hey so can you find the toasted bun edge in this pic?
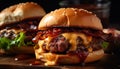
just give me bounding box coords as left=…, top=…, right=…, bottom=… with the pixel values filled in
left=39, top=8, right=103, bottom=30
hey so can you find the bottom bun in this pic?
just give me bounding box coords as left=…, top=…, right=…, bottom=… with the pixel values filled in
left=1, top=46, right=34, bottom=54
left=35, top=49, right=104, bottom=66
left=85, top=49, right=104, bottom=63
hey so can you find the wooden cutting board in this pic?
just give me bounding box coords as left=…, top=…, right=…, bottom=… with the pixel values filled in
left=0, top=54, right=120, bottom=69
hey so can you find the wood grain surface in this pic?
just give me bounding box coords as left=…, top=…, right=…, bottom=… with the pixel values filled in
left=0, top=54, right=120, bottom=69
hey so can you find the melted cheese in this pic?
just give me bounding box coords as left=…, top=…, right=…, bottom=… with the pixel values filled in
left=62, top=33, right=92, bottom=51
left=45, top=61, right=56, bottom=66
left=35, top=32, right=92, bottom=60
left=45, top=37, right=53, bottom=50
left=35, top=36, right=53, bottom=58
left=39, top=37, right=53, bottom=51
left=44, top=53, right=58, bottom=66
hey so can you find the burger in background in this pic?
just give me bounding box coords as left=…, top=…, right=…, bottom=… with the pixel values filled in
left=0, top=2, right=46, bottom=54
left=103, top=28, right=120, bottom=55
left=33, top=8, right=108, bottom=65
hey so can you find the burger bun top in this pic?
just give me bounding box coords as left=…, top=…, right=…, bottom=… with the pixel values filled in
left=0, top=2, right=46, bottom=27
left=39, top=8, right=103, bottom=30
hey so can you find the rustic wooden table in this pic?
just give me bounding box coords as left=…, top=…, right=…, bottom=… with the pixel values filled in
left=0, top=54, right=120, bottom=69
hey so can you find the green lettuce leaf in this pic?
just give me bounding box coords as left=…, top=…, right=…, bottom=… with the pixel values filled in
left=0, top=32, right=27, bottom=50
left=0, top=37, right=11, bottom=50
left=10, top=32, right=26, bottom=47
left=102, top=41, right=109, bottom=49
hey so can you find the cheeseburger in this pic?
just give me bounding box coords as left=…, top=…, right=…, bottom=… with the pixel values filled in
left=33, top=8, right=106, bottom=66
left=0, top=2, right=46, bottom=54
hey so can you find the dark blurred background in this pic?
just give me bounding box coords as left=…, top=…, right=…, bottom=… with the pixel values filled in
left=0, top=0, right=119, bottom=28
